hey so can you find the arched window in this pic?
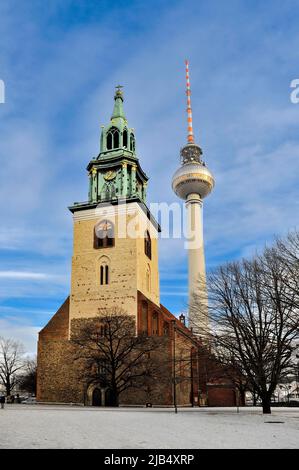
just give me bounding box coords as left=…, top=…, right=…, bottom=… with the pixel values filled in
left=107, top=132, right=113, bottom=150
left=94, top=220, right=115, bottom=249
left=114, top=130, right=119, bottom=148
left=144, top=230, right=151, bottom=259
left=141, top=301, right=148, bottom=335
left=123, top=129, right=128, bottom=148
left=99, top=256, right=110, bottom=286
left=152, top=312, right=158, bottom=336
left=106, top=127, right=120, bottom=150
left=100, top=265, right=109, bottom=285
left=130, top=133, right=135, bottom=152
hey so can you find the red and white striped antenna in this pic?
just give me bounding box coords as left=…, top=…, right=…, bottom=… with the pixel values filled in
left=185, top=59, right=195, bottom=144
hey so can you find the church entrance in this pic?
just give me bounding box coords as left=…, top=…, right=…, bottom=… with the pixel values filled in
left=88, top=383, right=116, bottom=406
left=92, top=388, right=102, bottom=406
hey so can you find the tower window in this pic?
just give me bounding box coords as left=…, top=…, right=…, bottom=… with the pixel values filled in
left=144, top=230, right=151, bottom=259
left=100, top=265, right=109, bottom=285
left=130, top=133, right=135, bottom=152
left=123, top=129, right=128, bottom=148
left=94, top=220, right=115, bottom=249
left=98, top=255, right=110, bottom=286
left=107, top=132, right=113, bottom=150
left=114, top=130, right=119, bottom=148
left=106, top=127, right=120, bottom=150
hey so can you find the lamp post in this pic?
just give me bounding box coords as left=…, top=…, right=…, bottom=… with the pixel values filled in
left=171, top=320, right=177, bottom=414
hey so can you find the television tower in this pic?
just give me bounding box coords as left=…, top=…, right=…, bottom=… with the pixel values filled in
left=172, top=60, right=215, bottom=333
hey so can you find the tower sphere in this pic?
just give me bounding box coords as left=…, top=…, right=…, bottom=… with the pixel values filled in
left=172, top=144, right=215, bottom=200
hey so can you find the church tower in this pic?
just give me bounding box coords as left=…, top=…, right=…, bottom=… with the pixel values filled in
left=68, top=87, right=160, bottom=325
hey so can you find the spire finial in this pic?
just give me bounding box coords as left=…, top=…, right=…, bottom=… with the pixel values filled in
left=114, top=84, right=124, bottom=100
left=185, top=60, right=194, bottom=144
left=111, top=85, right=125, bottom=120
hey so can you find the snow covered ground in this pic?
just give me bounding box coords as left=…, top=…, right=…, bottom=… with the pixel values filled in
left=0, top=405, right=298, bottom=449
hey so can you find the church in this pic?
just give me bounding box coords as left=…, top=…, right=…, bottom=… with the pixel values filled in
left=37, top=86, right=237, bottom=407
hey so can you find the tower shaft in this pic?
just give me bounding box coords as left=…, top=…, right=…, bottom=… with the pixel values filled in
left=185, top=194, right=208, bottom=333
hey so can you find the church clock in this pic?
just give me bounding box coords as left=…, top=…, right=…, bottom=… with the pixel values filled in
left=104, top=170, right=116, bottom=181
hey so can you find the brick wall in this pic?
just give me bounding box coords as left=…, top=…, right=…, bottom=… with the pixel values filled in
left=37, top=297, right=84, bottom=403
left=207, top=386, right=237, bottom=407
left=37, top=293, right=237, bottom=407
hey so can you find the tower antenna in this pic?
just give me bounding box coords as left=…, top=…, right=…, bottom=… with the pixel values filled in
left=185, top=60, right=194, bottom=144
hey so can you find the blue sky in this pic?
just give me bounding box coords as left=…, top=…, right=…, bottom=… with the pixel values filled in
left=0, top=0, right=299, bottom=353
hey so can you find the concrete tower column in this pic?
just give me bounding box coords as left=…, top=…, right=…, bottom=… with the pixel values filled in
left=185, top=194, right=208, bottom=333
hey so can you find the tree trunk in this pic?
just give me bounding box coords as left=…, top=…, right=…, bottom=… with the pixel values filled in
left=6, top=377, right=11, bottom=396
left=262, top=396, right=271, bottom=414
left=111, top=388, right=119, bottom=407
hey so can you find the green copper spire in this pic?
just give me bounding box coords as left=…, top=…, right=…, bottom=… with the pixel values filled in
left=69, top=87, right=159, bottom=236
left=99, top=86, right=135, bottom=154
left=111, top=85, right=126, bottom=120
left=74, top=86, right=149, bottom=207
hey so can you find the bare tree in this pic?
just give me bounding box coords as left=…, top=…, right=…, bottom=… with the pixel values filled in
left=18, top=356, right=37, bottom=395
left=190, top=237, right=299, bottom=414
left=275, top=230, right=299, bottom=311
left=0, top=337, right=25, bottom=396
left=71, top=309, right=166, bottom=406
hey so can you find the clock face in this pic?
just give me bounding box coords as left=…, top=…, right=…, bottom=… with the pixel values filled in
left=104, top=170, right=116, bottom=181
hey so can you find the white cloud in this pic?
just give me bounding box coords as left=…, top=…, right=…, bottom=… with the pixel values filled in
left=0, top=318, right=40, bottom=355
left=0, top=271, right=52, bottom=280
left=161, top=291, right=188, bottom=297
